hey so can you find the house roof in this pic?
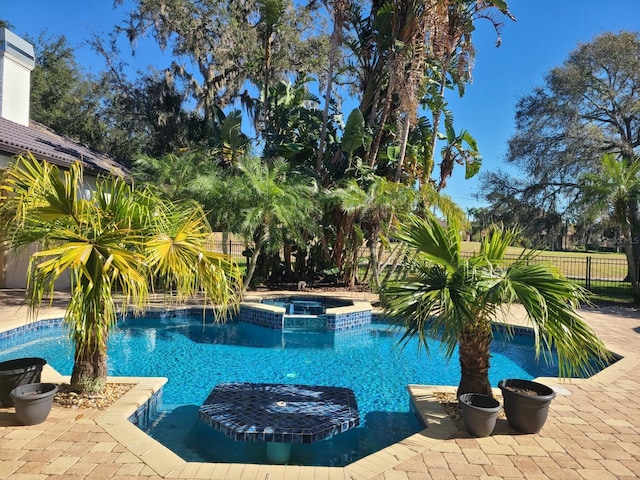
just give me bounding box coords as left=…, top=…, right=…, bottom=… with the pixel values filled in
left=0, top=116, right=128, bottom=177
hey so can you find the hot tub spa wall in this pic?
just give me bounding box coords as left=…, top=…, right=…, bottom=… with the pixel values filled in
left=239, top=296, right=373, bottom=331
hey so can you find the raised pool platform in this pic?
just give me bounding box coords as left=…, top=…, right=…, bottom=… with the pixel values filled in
left=198, top=382, right=360, bottom=463
left=239, top=294, right=372, bottom=331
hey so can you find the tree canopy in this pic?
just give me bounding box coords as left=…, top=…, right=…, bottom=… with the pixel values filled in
left=6, top=1, right=520, bottom=288
left=481, top=31, right=640, bottom=248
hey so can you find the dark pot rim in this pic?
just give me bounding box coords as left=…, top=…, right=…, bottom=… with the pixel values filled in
left=0, top=357, right=47, bottom=376
left=498, top=378, right=556, bottom=400
left=459, top=392, right=501, bottom=410
left=10, top=382, right=58, bottom=400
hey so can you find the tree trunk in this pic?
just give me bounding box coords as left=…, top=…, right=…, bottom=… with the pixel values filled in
left=367, top=70, right=397, bottom=168
left=317, top=9, right=342, bottom=175
left=368, top=237, right=381, bottom=291
left=294, top=245, right=308, bottom=280
left=456, top=321, right=493, bottom=398
left=622, top=234, right=640, bottom=305
left=426, top=61, right=450, bottom=186
left=283, top=242, right=293, bottom=280
left=394, top=113, right=412, bottom=183
left=70, top=337, right=108, bottom=394
left=627, top=197, right=640, bottom=304
left=222, top=231, right=229, bottom=254
left=243, top=238, right=264, bottom=294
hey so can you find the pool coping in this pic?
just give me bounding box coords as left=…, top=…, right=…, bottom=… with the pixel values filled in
left=5, top=309, right=639, bottom=479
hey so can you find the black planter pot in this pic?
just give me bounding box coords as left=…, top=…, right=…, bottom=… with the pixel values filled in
left=10, top=382, right=58, bottom=425
left=498, top=379, right=556, bottom=434
left=458, top=393, right=501, bottom=437
left=0, top=357, right=47, bottom=407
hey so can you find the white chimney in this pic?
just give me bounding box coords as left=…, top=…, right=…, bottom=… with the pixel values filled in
left=0, top=28, right=35, bottom=126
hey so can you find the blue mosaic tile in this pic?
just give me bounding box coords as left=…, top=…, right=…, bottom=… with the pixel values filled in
left=128, top=386, right=164, bottom=428
left=240, top=296, right=372, bottom=332
left=0, top=318, right=64, bottom=347
left=198, top=382, right=360, bottom=444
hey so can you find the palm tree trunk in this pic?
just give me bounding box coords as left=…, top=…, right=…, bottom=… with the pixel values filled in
left=622, top=233, right=640, bottom=304
left=243, top=238, right=264, bottom=293
left=627, top=197, right=640, bottom=304
left=457, top=321, right=493, bottom=398
left=394, top=114, right=412, bottom=182
left=368, top=237, right=381, bottom=291
left=70, top=336, right=107, bottom=393
left=368, top=71, right=396, bottom=168
left=222, top=231, right=229, bottom=254
left=426, top=62, right=450, bottom=186
left=317, top=13, right=340, bottom=174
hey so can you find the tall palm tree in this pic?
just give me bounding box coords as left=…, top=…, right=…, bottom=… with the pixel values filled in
left=316, top=0, right=351, bottom=175
left=424, top=0, right=515, bottom=188
left=0, top=154, right=242, bottom=394
left=381, top=211, right=610, bottom=398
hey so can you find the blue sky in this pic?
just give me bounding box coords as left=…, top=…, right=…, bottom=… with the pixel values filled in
left=3, top=1, right=640, bottom=211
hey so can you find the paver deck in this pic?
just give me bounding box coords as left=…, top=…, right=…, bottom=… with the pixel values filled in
left=1, top=288, right=640, bottom=479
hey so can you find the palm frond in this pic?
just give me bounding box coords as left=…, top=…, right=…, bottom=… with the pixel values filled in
left=395, top=212, right=460, bottom=270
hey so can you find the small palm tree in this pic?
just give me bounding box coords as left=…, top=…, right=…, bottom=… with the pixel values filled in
left=580, top=153, right=640, bottom=304
left=228, top=156, right=319, bottom=292
left=0, top=154, right=242, bottom=394
left=332, top=175, right=415, bottom=290
left=381, top=211, right=610, bottom=398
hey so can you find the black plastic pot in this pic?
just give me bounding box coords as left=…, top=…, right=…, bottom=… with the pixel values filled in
left=0, top=357, right=47, bottom=407
left=498, top=379, right=556, bottom=434
left=10, top=382, right=58, bottom=425
left=458, top=393, right=501, bottom=437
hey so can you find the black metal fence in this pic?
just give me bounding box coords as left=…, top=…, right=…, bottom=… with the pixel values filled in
left=208, top=238, right=634, bottom=302
left=462, top=252, right=632, bottom=301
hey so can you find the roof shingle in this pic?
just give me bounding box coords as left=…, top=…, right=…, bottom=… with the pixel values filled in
left=0, top=116, right=128, bottom=177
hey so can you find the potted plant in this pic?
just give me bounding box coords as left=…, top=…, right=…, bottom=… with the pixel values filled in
left=10, top=382, right=58, bottom=425
left=458, top=393, right=501, bottom=437
left=498, top=378, right=556, bottom=433
left=0, top=357, right=47, bottom=407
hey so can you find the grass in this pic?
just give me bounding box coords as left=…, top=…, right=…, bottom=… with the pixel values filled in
left=460, top=241, right=626, bottom=260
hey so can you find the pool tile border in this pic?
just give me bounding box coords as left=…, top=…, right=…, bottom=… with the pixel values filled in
left=239, top=294, right=373, bottom=331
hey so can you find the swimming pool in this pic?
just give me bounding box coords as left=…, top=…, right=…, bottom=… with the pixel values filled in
left=0, top=312, right=562, bottom=466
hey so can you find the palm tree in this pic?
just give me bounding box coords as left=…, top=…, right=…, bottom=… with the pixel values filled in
left=316, top=0, right=351, bottom=175
left=0, top=154, right=242, bottom=394
left=580, top=153, right=640, bottom=303
left=381, top=211, right=610, bottom=398
left=229, top=156, right=319, bottom=292
left=332, top=175, right=414, bottom=289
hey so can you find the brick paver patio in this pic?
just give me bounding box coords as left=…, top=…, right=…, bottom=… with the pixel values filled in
left=1, top=289, right=639, bottom=479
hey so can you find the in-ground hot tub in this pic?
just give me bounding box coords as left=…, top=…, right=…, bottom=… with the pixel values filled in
left=239, top=295, right=372, bottom=331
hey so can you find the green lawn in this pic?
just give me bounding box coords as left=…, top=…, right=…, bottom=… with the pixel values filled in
left=460, top=241, right=626, bottom=260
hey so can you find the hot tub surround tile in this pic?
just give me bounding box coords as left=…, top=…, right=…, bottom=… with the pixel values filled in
left=239, top=296, right=372, bottom=332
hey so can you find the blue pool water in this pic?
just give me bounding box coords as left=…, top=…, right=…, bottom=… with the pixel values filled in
left=0, top=313, right=562, bottom=466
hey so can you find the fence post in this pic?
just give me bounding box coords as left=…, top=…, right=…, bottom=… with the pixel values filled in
left=585, top=256, right=591, bottom=291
